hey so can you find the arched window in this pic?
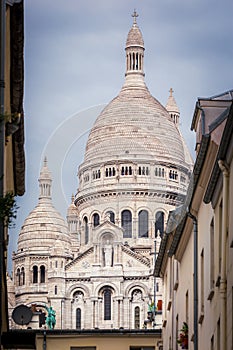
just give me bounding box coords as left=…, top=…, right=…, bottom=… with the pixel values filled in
left=134, top=306, right=140, bottom=329
left=155, top=211, right=164, bottom=236
left=21, top=267, right=25, bottom=285
left=40, top=265, right=45, bottom=283
left=121, top=210, right=132, bottom=238
left=138, top=210, right=149, bottom=237
left=33, top=266, right=38, bottom=284
left=104, top=288, right=112, bottom=320
left=76, top=308, right=81, bottom=329
left=16, top=268, right=20, bottom=286
left=93, top=213, right=100, bottom=227
left=106, top=211, right=115, bottom=224
left=84, top=216, right=89, bottom=244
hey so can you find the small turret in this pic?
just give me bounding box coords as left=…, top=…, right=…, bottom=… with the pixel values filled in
left=67, top=195, right=80, bottom=255
left=166, top=88, right=180, bottom=127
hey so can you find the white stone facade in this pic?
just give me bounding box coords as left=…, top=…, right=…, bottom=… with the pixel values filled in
left=10, top=15, right=192, bottom=331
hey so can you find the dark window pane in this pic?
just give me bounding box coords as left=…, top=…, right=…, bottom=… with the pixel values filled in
left=134, top=306, right=140, bottom=329
left=76, top=308, right=81, bottom=329
left=33, top=266, right=38, bottom=283
left=104, top=289, right=111, bottom=320
left=121, top=210, right=132, bottom=238
left=84, top=217, right=89, bottom=244
left=40, top=265, right=45, bottom=283
left=93, top=213, right=100, bottom=227
left=155, top=211, right=164, bottom=236
left=138, top=210, right=148, bottom=237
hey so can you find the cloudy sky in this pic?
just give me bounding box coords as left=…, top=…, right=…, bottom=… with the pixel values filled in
left=8, top=0, right=233, bottom=271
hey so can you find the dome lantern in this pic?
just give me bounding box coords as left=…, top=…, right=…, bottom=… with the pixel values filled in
left=125, top=10, right=145, bottom=84
left=38, top=157, right=52, bottom=200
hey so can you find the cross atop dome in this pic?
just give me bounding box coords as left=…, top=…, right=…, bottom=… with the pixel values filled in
left=132, top=9, right=139, bottom=24
left=43, top=156, right=48, bottom=167
left=169, top=87, right=174, bottom=97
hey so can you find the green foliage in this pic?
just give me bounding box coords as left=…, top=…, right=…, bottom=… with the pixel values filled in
left=177, top=322, right=188, bottom=346
left=0, top=192, right=18, bottom=228
left=0, top=112, right=20, bottom=124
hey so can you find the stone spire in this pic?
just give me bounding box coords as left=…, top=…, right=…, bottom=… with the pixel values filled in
left=165, top=88, right=180, bottom=127
left=38, top=156, right=52, bottom=200
left=124, top=10, right=145, bottom=87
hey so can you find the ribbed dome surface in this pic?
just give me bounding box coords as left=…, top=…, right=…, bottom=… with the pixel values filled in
left=17, top=200, right=71, bottom=253
left=17, top=159, right=71, bottom=255
left=82, top=17, right=187, bottom=168
left=84, top=85, right=185, bottom=165
left=126, top=23, right=144, bottom=48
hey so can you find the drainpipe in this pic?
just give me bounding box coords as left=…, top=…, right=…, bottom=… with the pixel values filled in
left=187, top=211, right=198, bottom=350
left=0, top=0, right=6, bottom=346
left=43, top=329, right=47, bottom=350
left=218, top=160, right=229, bottom=350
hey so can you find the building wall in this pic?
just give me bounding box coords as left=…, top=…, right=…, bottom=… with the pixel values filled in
left=157, top=92, right=233, bottom=349
left=227, top=155, right=233, bottom=349
left=162, top=229, right=194, bottom=350
left=36, top=333, right=161, bottom=350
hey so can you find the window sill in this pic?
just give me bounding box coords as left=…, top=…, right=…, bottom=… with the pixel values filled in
left=198, top=313, right=204, bottom=324
left=167, top=300, right=172, bottom=311
left=173, top=280, right=179, bottom=291
left=215, top=275, right=221, bottom=287
left=207, top=289, right=214, bottom=301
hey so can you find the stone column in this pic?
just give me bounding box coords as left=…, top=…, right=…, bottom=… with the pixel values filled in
left=70, top=299, right=74, bottom=329
left=91, top=299, right=95, bottom=328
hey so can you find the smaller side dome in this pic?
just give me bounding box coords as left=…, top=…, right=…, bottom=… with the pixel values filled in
left=16, top=158, right=72, bottom=254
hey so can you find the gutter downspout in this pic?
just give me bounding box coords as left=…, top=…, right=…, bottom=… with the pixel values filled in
left=0, top=0, right=6, bottom=346
left=188, top=212, right=198, bottom=350
left=218, top=160, right=229, bottom=350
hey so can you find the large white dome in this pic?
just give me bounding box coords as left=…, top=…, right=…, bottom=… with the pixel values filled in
left=84, top=84, right=186, bottom=166
left=76, top=17, right=192, bottom=212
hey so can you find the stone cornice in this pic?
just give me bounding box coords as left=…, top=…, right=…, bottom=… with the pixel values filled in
left=65, top=247, right=94, bottom=270
left=122, top=245, right=150, bottom=266
left=76, top=189, right=185, bottom=207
